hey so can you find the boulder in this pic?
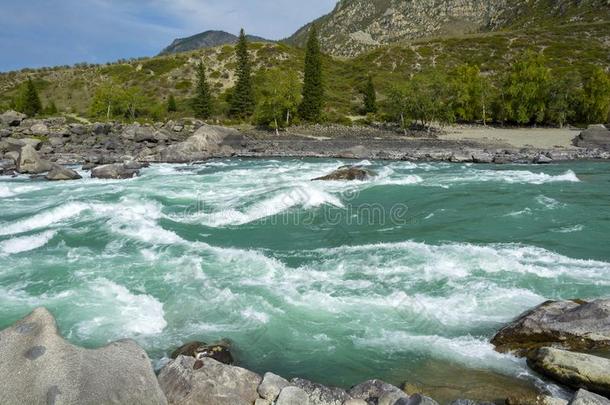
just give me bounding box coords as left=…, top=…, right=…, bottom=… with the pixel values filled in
left=569, top=390, right=610, bottom=405
left=574, top=125, right=610, bottom=150
left=123, top=160, right=150, bottom=170
left=491, top=300, right=610, bottom=354
left=291, top=377, right=352, bottom=405
left=0, top=307, right=167, bottom=405
left=135, top=126, right=157, bottom=142
left=91, top=163, right=139, bottom=179
left=159, top=125, right=241, bottom=163
left=69, top=124, right=87, bottom=136
left=5, top=137, right=41, bottom=151
left=171, top=340, right=234, bottom=365
left=17, top=144, right=53, bottom=174
left=276, top=386, right=310, bottom=405
left=0, top=158, right=16, bottom=172
left=45, top=165, right=82, bottom=181
left=527, top=347, right=610, bottom=397
left=312, top=166, right=372, bottom=181
left=450, top=151, right=474, bottom=163
left=258, top=372, right=290, bottom=401
left=534, top=154, right=553, bottom=164
left=0, top=110, right=26, bottom=127
left=158, top=355, right=262, bottom=405
left=403, top=394, right=440, bottom=405
left=30, top=123, right=49, bottom=135
left=348, top=380, right=409, bottom=404
left=4, top=150, right=20, bottom=164
left=471, top=152, right=494, bottom=164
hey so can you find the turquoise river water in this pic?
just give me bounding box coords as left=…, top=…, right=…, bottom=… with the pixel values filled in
left=1, top=159, right=609, bottom=400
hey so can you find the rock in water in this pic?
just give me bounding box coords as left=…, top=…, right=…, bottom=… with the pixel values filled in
left=527, top=348, right=610, bottom=397
left=491, top=300, right=610, bottom=354
left=312, top=166, right=372, bottom=181
left=17, top=144, right=53, bottom=174
left=569, top=390, right=610, bottom=405
left=45, top=165, right=82, bottom=181
left=171, top=340, right=234, bottom=365
left=91, top=163, right=139, bottom=179
left=0, top=307, right=167, bottom=405
left=158, top=355, right=262, bottom=405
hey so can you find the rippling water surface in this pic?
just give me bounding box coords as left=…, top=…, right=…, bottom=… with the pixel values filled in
left=1, top=159, right=609, bottom=398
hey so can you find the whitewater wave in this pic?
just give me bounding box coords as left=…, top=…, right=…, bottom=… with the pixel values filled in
left=0, top=230, right=56, bottom=255
left=76, top=278, right=167, bottom=337
left=0, top=202, right=89, bottom=236
left=0, top=185, right=14, bottom=198
left=441, top=169, right=580, bottom=185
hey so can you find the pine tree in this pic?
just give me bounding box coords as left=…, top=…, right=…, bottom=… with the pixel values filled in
left=167, top=94, right=177, bottom=113
left=20, top=78, right=42, bottom=117
left=191, top=63, right=212, bottom=119
left=45, top=101, right=58, bottom=115
left=229, top=29, right=255, bottom=118
left=299, top=25, right=324, bottom=122
left=363, top=75, right=377, bottom=114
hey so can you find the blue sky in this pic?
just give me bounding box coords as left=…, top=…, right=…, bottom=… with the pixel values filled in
left=0, top=0, right=336, bottom=72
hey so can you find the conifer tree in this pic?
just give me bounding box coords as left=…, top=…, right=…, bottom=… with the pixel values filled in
left=45, top=101, right=58, bottom=115
left=167, top=94, right=177, bottom=113
left=299, top=25, right=324, bottom=122
left=20, top=78, right=42, bottom=117
left=229, top=29, right=255, bottom=118
left=192, top=63, right=212, bottom=119
left=363, top=75, right=377, bottom=114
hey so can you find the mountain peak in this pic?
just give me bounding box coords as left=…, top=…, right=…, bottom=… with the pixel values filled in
left=160, top=30, right=272, bottom=55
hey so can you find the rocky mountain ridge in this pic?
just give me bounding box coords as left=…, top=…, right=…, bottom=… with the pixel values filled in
left=286, top=0, right=610, bottom=57
left=160, top=30, right=272, bottom=55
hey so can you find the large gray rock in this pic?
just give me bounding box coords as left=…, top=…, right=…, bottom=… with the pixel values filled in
left=291, top=377, right=352, bottom=405
left=17, top=144, right=53, bottom=174
left=30, top=122, right=49, bottom=135
left=159, top=125, right=241, bottom=163
left=5, top=137, right=42, bottom=151
left=527, top=347, right=610, bottom=397
left=0, top=110, right=26, bottom=126
left=45, top=165, right=82, bottom=181
left=258, top=372, right=290, bottom=401
left=171, top=340, right=234, bottom=365
left=312, top=166, right=372, bottom=181
left=569, top=390, right=610, bottom=405
left=0, top=307, right=167, bottom=405
left=348, top=380, right=409, bottom=403
left=0, top=158, right=16, bottom=172
left=491, top=300, right=610, bottom=354
left=574, top=125, right=610, bottom=150
left=91, top=163, right=139, bottom=179
left=158, top=355, right=262, bottom=405
left=276, top=386, right=310, bottom=405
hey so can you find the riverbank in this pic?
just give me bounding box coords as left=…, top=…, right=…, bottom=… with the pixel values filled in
left=2, top=300, right=609, bottom=405
left=1, top=111, right=610, bottom=176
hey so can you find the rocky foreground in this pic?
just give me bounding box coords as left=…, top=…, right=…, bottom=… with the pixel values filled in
left=1, top=300, right=609, bottom=405
left=1, top=111, right=610, bottom=180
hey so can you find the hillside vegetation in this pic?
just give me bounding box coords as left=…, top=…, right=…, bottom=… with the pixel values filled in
left=1, top=20, right=609, bottom=126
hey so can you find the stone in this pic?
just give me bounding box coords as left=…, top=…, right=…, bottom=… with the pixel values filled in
left=158, top=355, right=262, bottom=405
left=471, top=152, right=494, bottom=164
left=527, top=347, right=610, bottom=397
left=0, top=307, right=167, bottom=405
left=17, top=144, right=53, bottom=174
left=255, top=399, right=272, bottom=405
left=4, top=150, right=20, bottom=163
left=574, top=125, right=610, bottom=150
left=276, top=386, right=311, bottom=405
left=291, top=377, right=352, bottom=405
left=123, top=160, right=150, bottom=170
left=171, top=340, right=234, bottom=365
left=258, top=372, right=290, bottom=401
left=312, top=166, right=372, bottom=181
left=69, top=124, right=87, bottom=135
left=0, top=158, right=16, bottom=172
left=92, top=122, right=111, bottom=135
left=506, top=395, right=567, bottom=405
left=45, top=165, right=82, bottom=181
left=402, top=394, right=440, bottom=405
left=0, top=110, right=26, bottom=127
left=534, top=154, right=553, bottom=164
left=135, top=126, right=157, bottom=142
left=5, top=137, right=41, bottom=151
left=344, top=400, right=368, bottom=405
left=91, top=163, right=139, bottom=179
left=30, top=123, right=49, bottom=135
left=569, top=389, right=610, bottom=405
left=450, top=400, right=496, bottom=405
left=159, top=125, right=241, bottom=163
left=491, top=299, right=610, bottom=354
left=450, top=151, right=474, bottom=163
left=349, top=380, right=408, bottom=403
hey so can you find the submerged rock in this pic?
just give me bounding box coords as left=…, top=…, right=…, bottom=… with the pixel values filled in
left=312, top=166, right=372, bottom=181
left=569, top=389, right=610, bottom=405
left=158, top=355, right=262, bottom=405
left=491, top=300, right=610, bottom=354
left=527, top=347, right=610, bottom=397
left=0, top=307, right=167, bottom=405
left=171, top=340, right=234, bottom=365
left=91, top=163, right=139, bottom=179
left=45, top=165, right=82, bottom=181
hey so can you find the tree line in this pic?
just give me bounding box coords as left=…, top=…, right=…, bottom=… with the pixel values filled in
left=7, top=28, right=610, bottom=129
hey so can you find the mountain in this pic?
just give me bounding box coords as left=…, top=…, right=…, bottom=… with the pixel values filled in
left=160, top=30, right=272, bottom=55
left=286, top=0, right=610, bottom=57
